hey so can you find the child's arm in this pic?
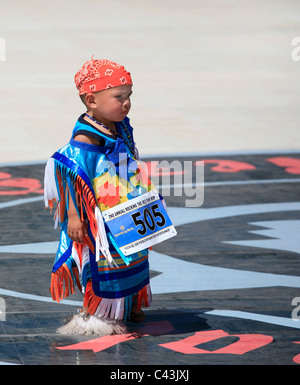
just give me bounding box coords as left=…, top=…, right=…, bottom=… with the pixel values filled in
left=67, top=133, right=95, bottom=243
left=67, top=192, right=88, bottom=244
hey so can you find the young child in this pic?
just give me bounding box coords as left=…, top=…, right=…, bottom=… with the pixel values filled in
left=44, top=58, right=176, bottom=335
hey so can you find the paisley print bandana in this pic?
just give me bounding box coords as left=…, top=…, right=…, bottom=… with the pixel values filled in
left=74, top=57, right=132, bottom=95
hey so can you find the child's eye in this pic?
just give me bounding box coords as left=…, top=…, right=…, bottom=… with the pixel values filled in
left=115, top=93, right=131, bottom=101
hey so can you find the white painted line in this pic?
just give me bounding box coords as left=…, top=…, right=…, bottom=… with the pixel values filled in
left=160, top=178, right=300, bottom=190
left=0, top=288, right=81, bottom=307
left=0, top=160, right=47, bottom=167
left=0, top=241, right=58, bottom=254
left=167, top=202, right=300, bottom=227
left=0, top=361, right=19, bottom=365
left=205, top=310, right=300, bottom=329
left=150, top=250, right=300, bottom=294
left=0, top=196, right=44, bottom=209
left=1, top=179, right=300, bottom=211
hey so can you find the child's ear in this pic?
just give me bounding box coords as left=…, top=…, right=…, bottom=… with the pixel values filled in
left=85, top=93, right=97, bottom=109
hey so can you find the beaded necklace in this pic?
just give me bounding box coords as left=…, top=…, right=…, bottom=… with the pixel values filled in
left=85, top=112, right=135, bottom=156
left=85, top=113, right=118, bottom=136
left=120, top=120, right=135, bottom=156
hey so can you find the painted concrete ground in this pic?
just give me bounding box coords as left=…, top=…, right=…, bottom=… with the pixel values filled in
left=0, top=151, right=299, bottom=369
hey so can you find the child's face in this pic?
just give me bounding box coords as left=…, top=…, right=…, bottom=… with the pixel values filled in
left=89, top=84, right=132, bottom=123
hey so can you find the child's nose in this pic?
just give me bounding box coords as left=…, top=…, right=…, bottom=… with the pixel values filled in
left=123, top=98, right=131, bottom=109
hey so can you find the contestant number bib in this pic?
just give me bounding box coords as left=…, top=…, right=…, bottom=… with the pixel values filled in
left=102, top=190, right=177, bottom=256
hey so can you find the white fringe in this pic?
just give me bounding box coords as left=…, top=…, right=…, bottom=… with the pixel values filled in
left=93, top=297, right=125, bottom=320
left=44, top=158, right=60, bottom=228
left=146, top=284, right=152, bottom=305
left=134, top=144, right=140, bottom=160
left=81, top=244, right=90, bottom=269
left=56, top=312, right=127, bottom=336
left=44, top=158, right=59, bottom=205
left=95, top=206, right=115, bottom=266
left=44, top=158, right=122, bottom=268
left=71, top=243, right=88, bottom=277
left=92, top=283, right=151, bottom=321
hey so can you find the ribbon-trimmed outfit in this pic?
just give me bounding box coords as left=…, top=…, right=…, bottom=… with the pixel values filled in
left=44, top=115, right=153, bottom=320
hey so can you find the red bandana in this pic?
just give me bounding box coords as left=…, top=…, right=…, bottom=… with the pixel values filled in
left=74, top=57, right=132, bottom=95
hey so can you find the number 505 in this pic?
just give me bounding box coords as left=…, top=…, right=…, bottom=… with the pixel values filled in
left=131, top=204, right=166, bottom=236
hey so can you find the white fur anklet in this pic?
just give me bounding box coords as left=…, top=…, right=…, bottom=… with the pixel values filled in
left=56, top=311, right=127, bottom=336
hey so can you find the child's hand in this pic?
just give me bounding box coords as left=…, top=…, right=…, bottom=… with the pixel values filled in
left=67, top=213, right=88, bottom=244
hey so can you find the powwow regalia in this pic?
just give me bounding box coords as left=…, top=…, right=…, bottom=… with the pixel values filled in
left=44, top=58, right=176, bottom=334
left=44, top=115, right=177, bottom=326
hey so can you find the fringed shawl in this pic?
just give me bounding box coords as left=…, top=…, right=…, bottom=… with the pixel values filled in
left=44, top=116, right=155, bottom=319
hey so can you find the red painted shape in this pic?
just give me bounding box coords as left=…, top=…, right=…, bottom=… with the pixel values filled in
left=159, top=329, right=273, bottom=355
left=195, top=160, right=256, bottom=173
left=293, top=342, right=300, bottom=364
left=0, top=172, right=43, bottom=195
left=0, top=172, right=12, bottom=179
left=144, top=161, right=184, bottom=176
left=56, top=333, right=137, bottom=353
left=56, top=320, right=175, bottom=353
left=266, top=157, right=300, bottom=175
